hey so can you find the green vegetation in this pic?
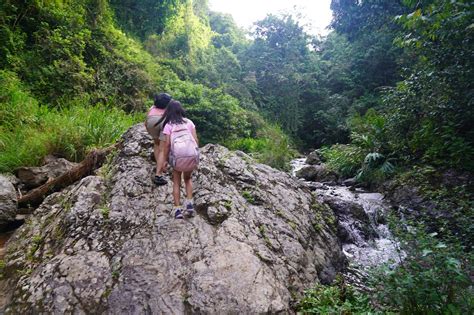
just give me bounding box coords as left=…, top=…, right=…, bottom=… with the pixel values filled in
left=395, top=165, right=474, bottom=247
left=298, top=276, right=376, bottom=314
left=26, top=235, right=43, bottom=261
left=100, top=206, right=110, bottom=219
left=299, top=221, right=473, bottom=314
left=311, top=202, right=336, bottom=232
left=0, top=0, right=292, bottom=172
left=258, top=225, right=271, bottom=247
left=98, top=148, right=119, bottom=181
left=0, top=260, right=5, bottom=279
left=227, top=124, right=297, bottom=171
left=241, top=190, right=256, bottom=205
left=321, top=0, right=473, bottom=183
left=111, top=269, right=120, bottom=280
left=0, top=0, right=471, bottom=175
left=371, top=221, right=473, bottom=314
left=0, top=70, right=140, bottom=172
left=222, top=200, right=232, bottom=210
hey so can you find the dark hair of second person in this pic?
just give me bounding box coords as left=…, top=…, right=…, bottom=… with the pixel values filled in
left=163, top=100, right=186, bottom=125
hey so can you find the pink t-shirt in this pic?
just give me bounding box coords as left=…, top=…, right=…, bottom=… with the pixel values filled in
left=148, top=106, right=165, bottom=117
left=162, top=118, right=195, bottom=136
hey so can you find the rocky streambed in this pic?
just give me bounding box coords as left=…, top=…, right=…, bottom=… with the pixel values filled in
left=291, top=158, right=403, bottom=285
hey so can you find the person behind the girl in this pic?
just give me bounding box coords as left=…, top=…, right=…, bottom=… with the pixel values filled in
left=162, top=100, right=199, bottom=219
left=145, top=93, right=172, bottom=186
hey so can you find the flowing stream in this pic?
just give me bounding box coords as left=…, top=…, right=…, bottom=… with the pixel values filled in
left=291, top=158, right=403, bottom=281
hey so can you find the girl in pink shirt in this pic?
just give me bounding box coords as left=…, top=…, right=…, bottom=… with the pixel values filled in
left=145, top=93, right=171, bottom=185
left=162, top=100, right=199, bottom=219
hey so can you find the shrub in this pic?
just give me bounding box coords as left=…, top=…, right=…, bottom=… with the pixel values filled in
left=320, top=144, right=365, bottom=178
left=371, top=221, right=473, bottom=314
left=226, top=124, right=296, bottom=171
left=298, top=275, right=378, bottom=314
left=356, top=152, right=395, bottom=185
left=322, top=109, right=396, bottom=184
left=394, top=166, right=474, bottom=248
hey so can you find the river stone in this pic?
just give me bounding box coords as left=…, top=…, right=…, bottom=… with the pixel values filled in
left=296, top=164, right=338, bottom=183
left=343, top=177, right=357, bottom=187
left=0, top=124, right=345, bottom=314
left=305, top=150, right=322, bottom=165
left=15, top=157, right=78, bottom=189
left=0, top=175, right=17, bottom=228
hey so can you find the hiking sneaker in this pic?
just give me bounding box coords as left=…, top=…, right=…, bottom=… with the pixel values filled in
left=185, top=202, right=195, bottom=217
left=153, top=175, right=167, bottom=186
left=173, top=208, right=184, bottom=219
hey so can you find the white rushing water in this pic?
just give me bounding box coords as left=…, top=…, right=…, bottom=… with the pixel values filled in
left=290, top=159, right=403, bottom=269
left=290, top=158, right=307, bottom=177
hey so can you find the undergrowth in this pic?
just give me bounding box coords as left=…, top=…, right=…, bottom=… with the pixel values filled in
left=0, top=70, right=141, bottom=172
left=298, top=219, right=473, bottom=314
left=226, top=124, right=297, bottom=170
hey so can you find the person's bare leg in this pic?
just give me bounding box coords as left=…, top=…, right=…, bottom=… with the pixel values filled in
left=183, top=171, right=193, bottom=200
left=172, top=171, right=182, bottom=207
left=183, top=171, right=194, bottom=216
left=157, top=140, right=167, bottom=174
left=153, top=139, right=161, bottom=176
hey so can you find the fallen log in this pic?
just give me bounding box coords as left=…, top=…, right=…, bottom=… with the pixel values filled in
left=18, top=145, right=116, bottom=208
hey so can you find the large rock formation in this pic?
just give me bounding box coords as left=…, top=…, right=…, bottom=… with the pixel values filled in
left=0, top=125, right=345, bottom=314
left=0, top=175, right=17, bottom=228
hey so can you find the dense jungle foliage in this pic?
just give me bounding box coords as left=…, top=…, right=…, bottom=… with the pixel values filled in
left=1, top=0, right=472, bottom=174
left=0, top=0, right=292, bottom=171
left=1, top=0, right=473, bottom=313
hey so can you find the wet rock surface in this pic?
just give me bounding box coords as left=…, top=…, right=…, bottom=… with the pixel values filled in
left=384, top=172, right=473, bottom=248
left=292, top=158, right=402, bottom=276
left=0, top=124, right=345, bottom=314
left=314, top=187, right=401, bottom=268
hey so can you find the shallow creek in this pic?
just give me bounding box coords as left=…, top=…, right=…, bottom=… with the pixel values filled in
left=291, top=158, right=403, bottom=276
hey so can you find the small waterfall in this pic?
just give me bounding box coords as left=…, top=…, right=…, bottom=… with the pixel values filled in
left=290, top=158, right=307, bottom=177
left=291, top=159, right=403, bottom=271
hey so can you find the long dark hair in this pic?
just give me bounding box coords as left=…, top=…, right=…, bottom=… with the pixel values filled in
left=163, top=100, right=186, bottom=126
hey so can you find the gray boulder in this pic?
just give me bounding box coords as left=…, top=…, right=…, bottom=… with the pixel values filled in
left=15, top=157, right=78, bottom=189
left=0, top=124, right=345, bottom=314
left=305, top=150, right=322, bottom=165
left=343, top=177, right=358, bottom=187
left=0, top=175, right=17, bottom=228
left=296, top=164, right=338, bottom=183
